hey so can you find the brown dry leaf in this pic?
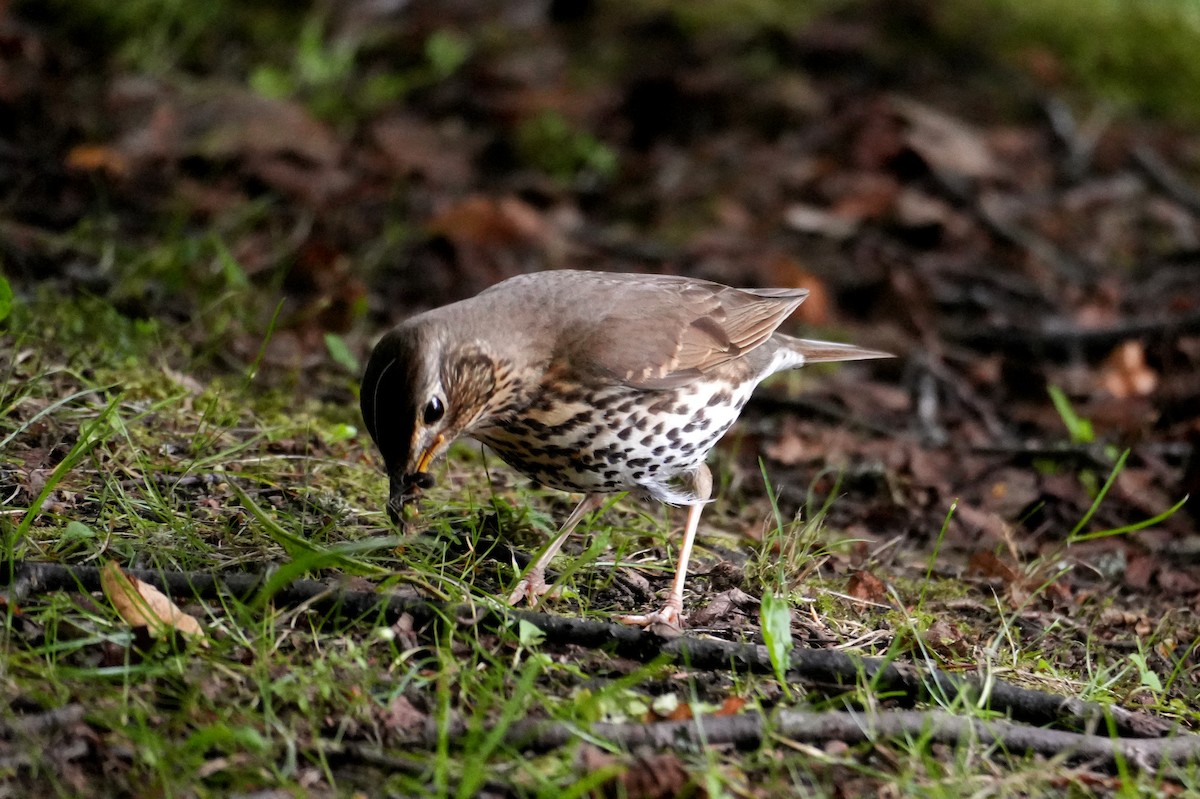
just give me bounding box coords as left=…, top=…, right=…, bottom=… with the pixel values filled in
left=370, top=114, right=475, bottom=188
left=924, top=619, right=970, bottom=659
left=100, top=561, right=207, bottom=645
left=892, top=95, right=999, bottom=181
left=65, top=144, right=129, bottom=177
left=690, top=588, right=758, bottom=626
left=967, top=550, right=1019, bottom=583
left=108, top=79, right=341, bottom=166
left=846, top=570, right=887, bottom=604
left=761, top=424, right=810, bottom=466
left=381, top=695, right=428, bottom=740
left=1124, top=554, right=1156, bottom=590
left=982, top=470, right=1040, bottom=519
left=1158, top=568, right=1200, bottom=596
left=580, top=744, right=701, bottom=798
left=715, top=696, right=747, bottom=716
left=951, top=503, right=1010, bottom=546
left=622, top=752, right=698, bottom=799
left=1098, top=340, right=1158, bottom=398
left=766, top=256, right=832, bottom=326
left=427, top=194, right=548, bottom=248
left=893, top=188, right=959, bottom=233
left=578, top=745, right=623, bottom=783
left=825, top=170, right=902, bottom=222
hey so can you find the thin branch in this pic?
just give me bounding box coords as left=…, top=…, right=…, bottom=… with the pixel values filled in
left=1133, top=144, right=1200, bottom=215
left=503, top=708, right=1200, bottom=771
left=940, top=309, right=1200, bottom=360
left=0, top=704, right=86, bottom=738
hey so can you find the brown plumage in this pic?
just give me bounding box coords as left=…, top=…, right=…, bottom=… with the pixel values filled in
left=361, top=270, right=889, bottom=631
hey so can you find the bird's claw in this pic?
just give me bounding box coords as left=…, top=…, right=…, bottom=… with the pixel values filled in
left=616, top=601, right=684, bottom=636
left=506, top=570, right=561, bottom=607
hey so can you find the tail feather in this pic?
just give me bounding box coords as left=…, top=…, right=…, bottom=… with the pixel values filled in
left=777, top=333, right=893, bottom=364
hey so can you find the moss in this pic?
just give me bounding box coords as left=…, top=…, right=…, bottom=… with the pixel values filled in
left=938, top=0, right=1200, bottom=124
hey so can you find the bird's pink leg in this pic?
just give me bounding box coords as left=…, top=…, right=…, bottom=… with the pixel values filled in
left=618, top=464, right=712, bottom=633
left=507, top=493, right=605, bottom=606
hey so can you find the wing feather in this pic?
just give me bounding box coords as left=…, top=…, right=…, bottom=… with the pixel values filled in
left=586, top=280, right=808, bottom=389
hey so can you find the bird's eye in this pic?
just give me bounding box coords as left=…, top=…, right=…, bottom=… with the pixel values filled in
left=423, top=396, right=445, bottom=425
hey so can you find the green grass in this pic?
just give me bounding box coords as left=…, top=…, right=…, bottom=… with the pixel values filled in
left=936, top=0, right=1200, bottom=124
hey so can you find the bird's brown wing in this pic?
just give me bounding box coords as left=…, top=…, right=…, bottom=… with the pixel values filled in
left=584, top=281, right=808, bottom=390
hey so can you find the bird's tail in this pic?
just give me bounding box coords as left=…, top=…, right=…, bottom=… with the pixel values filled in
left=775, top=333, right=893, bottom=365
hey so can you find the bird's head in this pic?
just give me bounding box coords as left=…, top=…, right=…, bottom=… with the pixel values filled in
left=360, top=320, right=498, bottom=523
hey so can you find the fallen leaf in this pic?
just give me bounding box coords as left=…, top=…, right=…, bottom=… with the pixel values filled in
left=1098, top=340, right=1158, bottom=398
left=1124, top=554, right=1155, bottom=590
left=100, top=561, right=207, bottom=645
left=622, top=752, right=697, bottom=799
left=967, top=550, right=1019, bottom=583
left=691, top=588, right=758, bottom=625
left=1158, top=568, right=1200, bottom=596
left=924, top=619, right=969, bottom=658
left=370, top=114, right=475, bottom=188
left=893, top=95, right=999, bottom=181
left=846, top=570, right=887, bottom=604
left=427, top=194, right=548, bottom=248
left=381, top=695, right=428, bottom=740
left=578, top=745, right=701, bottom=798
left=65, top=144, right=129, bottom=177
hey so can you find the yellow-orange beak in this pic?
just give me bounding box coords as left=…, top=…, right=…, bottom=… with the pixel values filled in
left=415, top=433, right=444, bottom=475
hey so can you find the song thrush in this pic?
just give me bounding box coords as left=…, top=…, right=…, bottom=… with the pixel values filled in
left=361, top=269, right=888, bottom=630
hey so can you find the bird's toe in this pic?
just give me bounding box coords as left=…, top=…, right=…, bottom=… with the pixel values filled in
left=616, top=603, right=684, bottom=636
left=506, top=569, right=560, bottom=607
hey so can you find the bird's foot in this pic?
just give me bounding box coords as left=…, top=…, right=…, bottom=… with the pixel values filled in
left=506, top=568, right=561, bottom=607
left=616, top=599, right=684, bottom=637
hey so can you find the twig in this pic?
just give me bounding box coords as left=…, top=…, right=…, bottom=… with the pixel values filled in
left=940, top=309, right=1200, bottom=360
left=1133, top=144, right=1200, bottom=215
left=0, top=704, right=86, bottom=738
left=502, top=708, right=1200, bottom=771
left=1, top=560, right=1175, bottom=740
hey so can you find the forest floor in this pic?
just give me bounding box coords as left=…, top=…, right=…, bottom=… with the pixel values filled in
left=2, top=1, right=1200, bottom=796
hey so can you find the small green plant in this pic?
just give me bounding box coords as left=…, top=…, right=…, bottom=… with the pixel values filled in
left=0, top=273, right=13, bottom=323
left=760, top=588, right=794, bottom=699
left=746, top=462, right=844, bottom=591
left=939, top=0, right=1200, bottom=124
left=323, top=332, right=361, bottom=375
left=1065, top=449, right=1187, bottom=544
left=514, top=111, right=618, bottom=186
left=32, top=0, right=242, bottom=74
left=250, top=15, right=359, bottom=120
left=1045, top=384, right=1119, bottom=495
left=250, top=22, right=472, bottom=122
left=1046, top=384, right=1094, bottom=446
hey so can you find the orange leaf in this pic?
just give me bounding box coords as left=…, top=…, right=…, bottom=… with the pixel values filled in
left=846, top=570, right=887, bottom=604
left=100, top=561, right=207, bottom=645
left=65, top=144, right=129, bottom=177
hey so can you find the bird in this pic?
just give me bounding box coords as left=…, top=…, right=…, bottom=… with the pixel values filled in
left=360, top=269, right=889, bottom=631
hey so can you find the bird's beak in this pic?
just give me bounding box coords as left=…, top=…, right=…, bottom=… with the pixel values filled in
left=414, top=434, right=443, bottom=474
left=387, top=433, right=446, bottom=523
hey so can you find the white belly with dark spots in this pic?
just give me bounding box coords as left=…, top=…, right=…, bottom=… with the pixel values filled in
left=472, top=379, right=754, bottom=502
